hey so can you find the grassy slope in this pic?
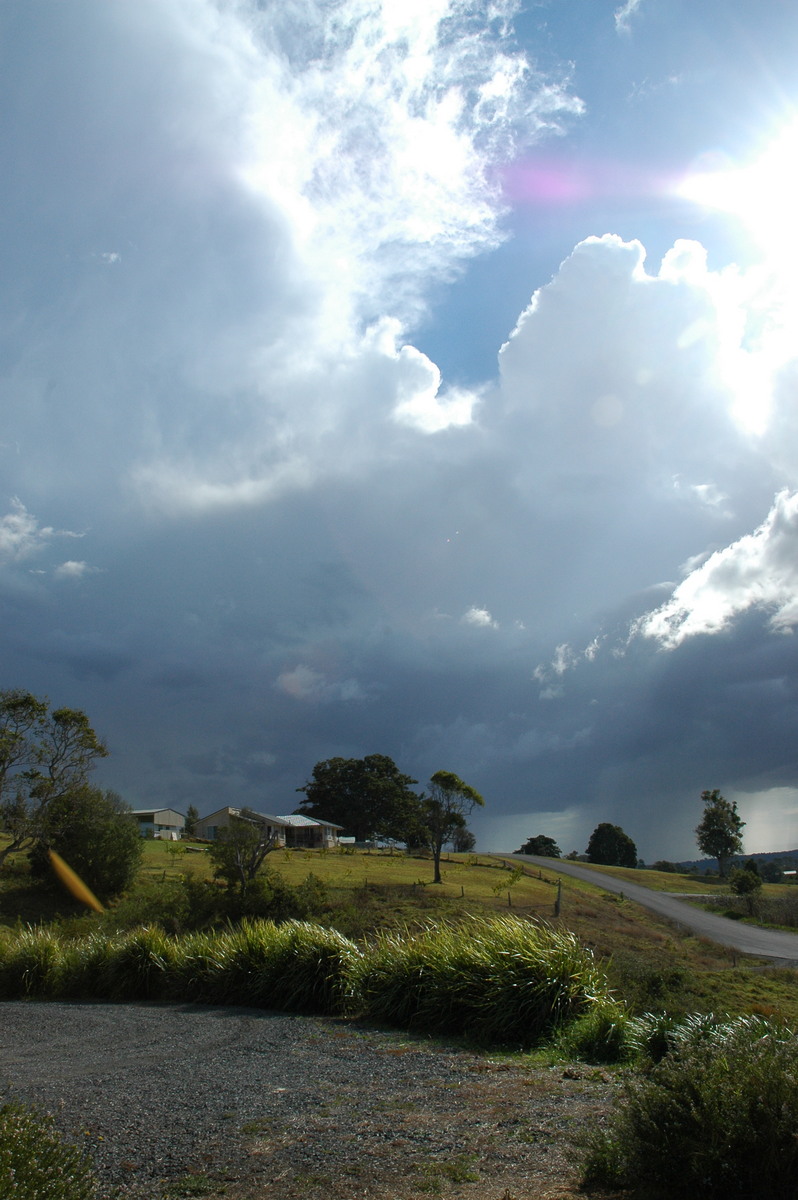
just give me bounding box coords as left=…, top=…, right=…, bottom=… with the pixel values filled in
left=3, top=836, right=798, bottom=1023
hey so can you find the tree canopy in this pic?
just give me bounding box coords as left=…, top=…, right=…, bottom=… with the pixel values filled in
left=517, top=834, right=561, bottom=858
left=0, top=690, right=108, bottom=869
left=29, top=786, right=141, bottom=900
left=296, top=754, right=419, bottom=843
left=586, top=822, right=637, bottom=868
left=417, top=770, right=484, bottom=883
left=695, top=789, right=745, bottom=877
left=449, top=826, right=476, bottom=853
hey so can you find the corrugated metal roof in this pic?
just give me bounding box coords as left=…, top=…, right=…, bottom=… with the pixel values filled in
left=197, top=806, right=291, bottom=826
left=277, top=814, right=345, bottom=829
left=131, top=808, right=185, bottom=821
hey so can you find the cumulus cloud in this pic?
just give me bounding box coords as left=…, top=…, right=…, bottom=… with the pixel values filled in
left=0, top=500, right=54, bottom=562
left=54, top=561, right=98, bottom=581
left=0, top=0, right=584, bottom=521
left=0, top=500, right=84, bottom=569
left=638, top=489, right=798, bottom=646
left=462, top=606, right=499, bottom=629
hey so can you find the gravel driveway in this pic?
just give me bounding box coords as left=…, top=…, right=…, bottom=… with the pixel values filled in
left=0, top=1000, right=615, bottom=1200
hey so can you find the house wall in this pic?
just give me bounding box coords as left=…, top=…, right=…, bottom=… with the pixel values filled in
left=280, top=820, right=340, bottom=849
left=133, top=810, right=186, bottom=838
left=194, top=808, right=288, bottom=845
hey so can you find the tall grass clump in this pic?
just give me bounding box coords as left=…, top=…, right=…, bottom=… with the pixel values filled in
left=353, top=916, right=610, bottom=1046
left=174, top=920, right=358, bottom=1013
left=0, top=1100, right=98, bottom=1199
left=582, top=1014, right=798, bottom=1199
left=0, top=926, right=70, bottom=998
left=98, top=926, right=180, bottom=1000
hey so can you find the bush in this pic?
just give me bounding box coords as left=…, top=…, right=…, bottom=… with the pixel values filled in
left=582, top=1014, right=798, bottom=1199
left=352, top=916, right=610, bottom=1046
left=555, top=1000, right=630, bottom=1063
left=30, top=787, right=142, bottom=901
left=0, top=1100, right=98, bottom=1199
left=98, top=871, right=330, bottom=935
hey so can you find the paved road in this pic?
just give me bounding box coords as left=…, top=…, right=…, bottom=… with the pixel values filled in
left=507, top=853, right=798, bottom=962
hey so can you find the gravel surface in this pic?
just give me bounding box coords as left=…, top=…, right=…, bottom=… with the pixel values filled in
left=0, top=1000, right=617, bottom=1200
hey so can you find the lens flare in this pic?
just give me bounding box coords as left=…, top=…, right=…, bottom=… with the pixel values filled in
left=48, top=850, right=105, bottom=913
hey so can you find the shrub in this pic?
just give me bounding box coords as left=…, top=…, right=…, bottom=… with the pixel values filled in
left=29, top=787, right=142, bottom=901
left=555, top=999, right=630, bottom=1063
left=353, top=916, right=610, bottom=1046
left=582, top=1014, right=798, bottom=1199
left=0, top=926, right=67, bottom=998
left=99, top=877, right=194, bottom=934
left=98, top=871, right=330, bottom=935
left=0, top=1100, right=98, bottom=1199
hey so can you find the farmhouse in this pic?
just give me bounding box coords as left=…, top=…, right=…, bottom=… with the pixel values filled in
left=194, top=807, right=290, bottom=842
left=193, top=807, right=343, bottom=848
left=131, top=808, right=186, bottom=839
left=276, top=814, right=343, bottom=849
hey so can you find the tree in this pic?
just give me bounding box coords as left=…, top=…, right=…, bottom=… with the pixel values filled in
left=417, top=770, right=484, bottom=884
left=185, top=804, right=199, bottom=838
left=517, top=834, right=561, bottom=858
left=0, top=690, right=108, bottom=869
left=449, top=826, right=476, bottom=853
left=208, top=809, right=281, bottom=894
left=30, top=786, right=142, bottom=900
left=760, top=860, right=784, bottom=884
left=586, top=823, right=637, bottom=868
left=296, top=754, right=420, bottom=843
left=729, top=865, right=762, bottom=915
left=695, top=789, right=745, bottom=877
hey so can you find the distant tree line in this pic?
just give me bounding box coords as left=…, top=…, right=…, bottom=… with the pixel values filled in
left=516, top=823, right=638, bottom=868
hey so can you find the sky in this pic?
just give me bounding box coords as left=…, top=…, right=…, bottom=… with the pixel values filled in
left=3, top=0, right=798, bottom=861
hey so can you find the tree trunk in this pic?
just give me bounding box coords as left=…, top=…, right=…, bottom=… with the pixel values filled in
left=0, top=833, right=34, bottom=869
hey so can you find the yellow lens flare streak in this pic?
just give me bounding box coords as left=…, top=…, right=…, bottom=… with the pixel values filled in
left=48, top=849, right=105, bottom=913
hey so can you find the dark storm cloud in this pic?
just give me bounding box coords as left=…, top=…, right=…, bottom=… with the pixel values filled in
left=1, top=0, right=797, bottom=859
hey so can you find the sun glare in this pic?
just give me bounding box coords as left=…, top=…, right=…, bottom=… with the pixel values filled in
left=679, top=119, right=798, bottom=266
left=676, top=118, right=798, bottom=436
